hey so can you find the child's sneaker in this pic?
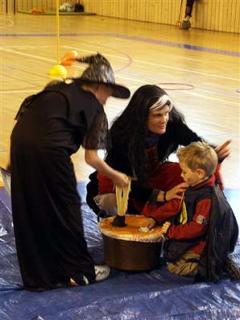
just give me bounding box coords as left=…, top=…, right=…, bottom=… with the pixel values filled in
left=225, top=257, right=240, bottom=281
left=94, top=265, right=111, bottom=282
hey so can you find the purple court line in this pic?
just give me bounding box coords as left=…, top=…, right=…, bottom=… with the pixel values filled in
left=1, top=32, right=240, bottom=57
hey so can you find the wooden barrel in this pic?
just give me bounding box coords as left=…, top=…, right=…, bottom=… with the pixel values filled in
left=99, top=215, right=164, bottom=271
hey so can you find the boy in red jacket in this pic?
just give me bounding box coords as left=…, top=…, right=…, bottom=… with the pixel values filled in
left=143, top=142, right=239, bottom=280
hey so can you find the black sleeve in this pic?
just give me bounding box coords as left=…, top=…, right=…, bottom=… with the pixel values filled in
left=172, top=121, right=219, bottom=154
left=82, top=111, right=109, bottom=150
left=173, top=121, right=202, bottom=145
left=15, top=94, right=37, bottom=120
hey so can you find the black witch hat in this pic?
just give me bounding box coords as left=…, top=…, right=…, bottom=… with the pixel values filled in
left=77, top=53, right=130, bottom=99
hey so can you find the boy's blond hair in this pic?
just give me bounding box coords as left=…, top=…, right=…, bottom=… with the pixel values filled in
left=177, top=142, right=218, bottom=176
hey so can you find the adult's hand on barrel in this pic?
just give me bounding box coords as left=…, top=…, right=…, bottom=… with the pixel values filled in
left=165, top=182, right=188, bottom=201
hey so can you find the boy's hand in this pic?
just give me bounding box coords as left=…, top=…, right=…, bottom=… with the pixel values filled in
left=146, top=218, right=156, bottom=230
left=138, top=218, right=156, bottom=233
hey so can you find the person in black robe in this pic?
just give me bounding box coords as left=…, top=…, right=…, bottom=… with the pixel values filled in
left=10, top=53, right=130, bottom=290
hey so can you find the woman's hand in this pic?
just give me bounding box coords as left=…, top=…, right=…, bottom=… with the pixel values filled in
left=165, top=182, right=188, bottom=201
left=112, top=171, right=130, bottom=188
left=215, top=140, right=231, bottom=163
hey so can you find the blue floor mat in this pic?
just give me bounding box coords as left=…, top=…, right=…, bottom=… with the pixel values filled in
left=0, top=185, right=239, bottom=320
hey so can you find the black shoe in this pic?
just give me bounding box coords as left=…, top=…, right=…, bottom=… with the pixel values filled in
left=181, top=20, right=191, bottom=30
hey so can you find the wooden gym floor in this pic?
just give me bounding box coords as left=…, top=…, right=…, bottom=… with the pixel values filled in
left=0, top=13, right=239, bottom=191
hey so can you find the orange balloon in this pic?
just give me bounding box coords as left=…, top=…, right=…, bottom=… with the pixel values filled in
left=61, top=50, right=78, bottom=66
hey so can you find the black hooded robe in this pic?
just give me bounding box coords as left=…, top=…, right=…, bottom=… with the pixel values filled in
left=10, top=81, right=107, bottom=290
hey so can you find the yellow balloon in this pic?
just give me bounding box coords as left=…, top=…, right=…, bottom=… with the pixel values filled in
left=48, top=64, right=67, bottom=79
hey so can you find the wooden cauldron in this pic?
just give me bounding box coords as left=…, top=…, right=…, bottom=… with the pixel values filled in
left=99, top=215, right=165, bottom=271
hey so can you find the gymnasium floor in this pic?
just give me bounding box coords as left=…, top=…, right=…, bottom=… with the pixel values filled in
left=0, top=13, right=239, bottom=319
left=0, top=13, right=239, bottom=186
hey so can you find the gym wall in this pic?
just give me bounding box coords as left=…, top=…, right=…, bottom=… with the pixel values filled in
left=83, top=0, right=239, bottom=33
left=4, top=1, right=240, bottom=34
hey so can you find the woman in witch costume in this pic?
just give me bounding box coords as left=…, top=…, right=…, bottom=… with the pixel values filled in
left=10, top=53, right=130, bottom=290
left=86, top=85, right=231, bottom=218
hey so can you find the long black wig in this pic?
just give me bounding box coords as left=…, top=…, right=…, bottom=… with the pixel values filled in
left=109, top=85, right=185, bottom=183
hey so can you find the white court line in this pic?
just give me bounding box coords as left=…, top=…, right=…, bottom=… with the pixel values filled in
left=115, top=78, right=239, bottom=105
left=1, top=85, right=237, bottom=106
left=1, top=45, right=238, bottom=83
left=0, top=47, right=55, bottom=63
left=2, top=45, right=52, bottom=49
left=65, top=46, right=239, bottom=82
left=1, top=46, right=239, bottom=105
left=177, top=90, right=240, bottom=106
left=132, top=59, right=239, bottom=82
left=0, top=89, right=41, bottom=94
